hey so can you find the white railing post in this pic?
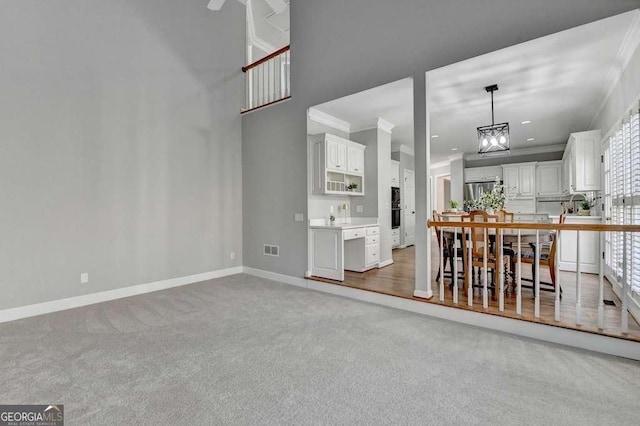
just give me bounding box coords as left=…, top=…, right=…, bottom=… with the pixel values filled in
left=622, top=231, right=629, bottom=333
left=467, top=229, right=473, bottom=306
left=598, top=231, right=604, bottom=329
left=517, top=230, right=522, bottom=316
left=554, top=228, right=561, bottom=322
left=499, top=228, right=504, bottom=312
left=453, top=227, right=459, bottom=304
left=535, top=230, right=540, bottom=318
left=439, top=227, right=444, bottom=302
left=576, top=231, right=582, bottom=326
left=483, top=227, right=488, bottom=309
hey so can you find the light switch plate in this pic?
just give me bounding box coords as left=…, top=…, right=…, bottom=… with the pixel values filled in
left=294, top=213, right=304, bottom=222
left=80, top=273, right=89, bottom=284
left=356, top=205, right=364, bottom=213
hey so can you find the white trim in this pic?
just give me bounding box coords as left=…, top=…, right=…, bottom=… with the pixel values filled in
left=448, top=153, right=464, bottom=161
left=307, top=108, right=351, bottom=133
left=0, top=267, right=243, bottom=324
left=588, top=10, right=640, bottom=129
left=463, top=143, right=566, bottom=162
left=377, top=118, right=395, bottom=134
left=247, top=270, right=640, bottom=360
left=430, top=159, right=451, bottom=170
left=378, top=259, right=394, bottom=268
left=243, top=267, right=308, bottom=288
left=413, top=290, right=433, bottom=299
left=391, top=143, right=415, bottom=157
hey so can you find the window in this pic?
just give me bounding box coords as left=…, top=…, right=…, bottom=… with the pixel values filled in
left=604, top=101, right=640, bottom=294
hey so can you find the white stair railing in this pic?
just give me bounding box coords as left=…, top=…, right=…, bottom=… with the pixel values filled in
left=242, top=45, right=290, bottom=113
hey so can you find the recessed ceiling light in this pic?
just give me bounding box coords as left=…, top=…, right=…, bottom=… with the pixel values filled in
left=431, top=135, right=439, bottom=138
left=521, top=120, right=532, bottom=124
left=451, top=148, right=458, bottom=151
left=527, top=138, right=535, bottom=142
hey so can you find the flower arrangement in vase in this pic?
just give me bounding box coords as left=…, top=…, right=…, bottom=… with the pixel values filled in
left=478, top=177, right=507, bottom=214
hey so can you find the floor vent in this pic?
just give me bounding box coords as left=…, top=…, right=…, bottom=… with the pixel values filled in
left=603, top=299, right=616, bottom=306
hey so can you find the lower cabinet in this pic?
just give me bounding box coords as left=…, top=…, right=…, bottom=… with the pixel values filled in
left=558, top=216, right=601, bottom=274
left=391, top=228, right=400, bottom=248
left=344, top=226, right=380, bottom=272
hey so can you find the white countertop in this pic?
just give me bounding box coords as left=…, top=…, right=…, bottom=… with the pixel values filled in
left=309, top=218, right=380, bottom=230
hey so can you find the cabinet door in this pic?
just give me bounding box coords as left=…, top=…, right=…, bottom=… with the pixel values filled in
left=347, top=146, right=364, bottom=174
left=574, top=132, right=600, bottom=191
left=536, top=162, right=562, bottom=197
left=336, top=142, right=348, bottom=171
left=390, top=160, right=400, bottom=185
left=518, top=165, right=536, bottom=198
left=502, top=166, right=519, bottom=198
left=465, top=168, right=486, bottom=183
left=326, top=138, right=340, bottom=171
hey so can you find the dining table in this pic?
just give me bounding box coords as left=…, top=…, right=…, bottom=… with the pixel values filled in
left=437, top=224, right=554, bottom=297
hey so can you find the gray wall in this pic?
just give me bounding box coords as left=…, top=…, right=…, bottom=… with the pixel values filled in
left=242, top=0, right=639, bottom=282
left=0, top=0, right=245, bottom=310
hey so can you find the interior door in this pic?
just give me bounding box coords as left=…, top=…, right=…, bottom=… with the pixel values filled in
left=404, top=169, right=416, bottom=246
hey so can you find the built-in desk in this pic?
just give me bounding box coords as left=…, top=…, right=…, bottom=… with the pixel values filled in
left=308, top=219, right=380, bottom=281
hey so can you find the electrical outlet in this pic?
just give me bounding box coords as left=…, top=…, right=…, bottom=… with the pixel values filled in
left=356, top=205, right=364, bottom=213
left=294, top=213, right=304, bottom=222
left=230, top=252, right=235, bottom=260
left=80, top=273, right=89, bottom=284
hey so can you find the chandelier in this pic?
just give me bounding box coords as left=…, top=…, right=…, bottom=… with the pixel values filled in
left=477, top=84, right=510, bottom=156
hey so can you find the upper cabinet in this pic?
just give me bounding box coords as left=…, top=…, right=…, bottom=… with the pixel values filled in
left=464, top=166, right=503, bottom=183
left=310, top=133, right=366, bottom=196
left=390, top=159, right=400, bottom=186
left=503, top=162, right=536, bottom=199
left=562, top=130, right=601, bottom=194
left=536, top=161, right=563, bottom=197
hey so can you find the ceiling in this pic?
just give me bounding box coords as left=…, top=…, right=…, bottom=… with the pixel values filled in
left=248, top=0, right=290, bottom=59
left=429, top=9, right=640, bottom=163
left=308, top=78, right=414, bottom=147
left=307, top=10, right=640, bottom=164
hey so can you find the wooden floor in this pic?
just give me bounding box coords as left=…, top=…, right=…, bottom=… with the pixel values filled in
left=310, top=237, right=640, bottom=342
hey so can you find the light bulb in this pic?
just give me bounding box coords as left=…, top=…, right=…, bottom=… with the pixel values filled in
left=499, top=136, right=506, bottom=144
left=490, top=137, right=498, bottom=146
left=482, top=138, right=488, bottom=147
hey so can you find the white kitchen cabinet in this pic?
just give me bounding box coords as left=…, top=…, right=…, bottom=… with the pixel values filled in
left=563, top=130, right=601, bottom=193
left=347, top=145, right=364, bottom=174
left=391, top=228, right=400, bottom=248
left=310, top=133, right=366, bottom=196
left=390, top=160, right=400, bottom=186
left=503, top=162, right=536, bottom=199
left=559, top=216, right=601, bottom=274
left=536, top=161, right=563, bottom=197
left=344, top=225, right=380, bottom=272
left=464, top=166, right=503, bottom=183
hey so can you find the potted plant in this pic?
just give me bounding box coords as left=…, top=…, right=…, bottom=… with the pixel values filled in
left=449, top=200, right=459, bottom=212
left=347, top=183, right=358, bottom=192
left=579, top=200, right=592, bottom=216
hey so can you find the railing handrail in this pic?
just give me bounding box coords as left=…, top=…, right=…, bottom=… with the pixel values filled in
left=427, top=220, right=640, bottom=233
left=242, top=45, right=290, bottom=73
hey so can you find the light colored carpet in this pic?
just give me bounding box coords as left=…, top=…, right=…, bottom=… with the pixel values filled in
left=0, top=273, right=639, bottom=425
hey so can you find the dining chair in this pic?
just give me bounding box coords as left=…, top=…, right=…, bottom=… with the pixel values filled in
left=461, top=211, right=505, bottom=298
left=432, top=211, right=465, bottom=284
left=497, top=209, right=516, bottom=283
left=516, top=215, right=564, bottom=297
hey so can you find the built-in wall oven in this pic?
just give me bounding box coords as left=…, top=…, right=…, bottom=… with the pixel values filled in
left=391, top=187, right=401, bottom=229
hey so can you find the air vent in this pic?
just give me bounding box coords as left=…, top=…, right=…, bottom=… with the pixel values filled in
left=263, top=244, right=280, bottom=257
left=603, top=299, right=616, bottom=306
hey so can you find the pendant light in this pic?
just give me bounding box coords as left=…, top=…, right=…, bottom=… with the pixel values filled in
left=477, top=84, right=510, bottom=156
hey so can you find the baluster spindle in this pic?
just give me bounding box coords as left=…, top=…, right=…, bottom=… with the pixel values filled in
left=468, top=229, right=473, bottom=306
left=554, top=228, right=561, bottom=322
left=483, top=227, right=488, bottom=309
left=622, top=231, right=629, bottom=333
left=453, top=227, right=458, bottom=304
left=439, top=227, right=444, bottom=302
left=598, top=231, right=604, bottom=329
left=517, top=230, right=522, bottom=316
left=535, top=230, right=540, bottom=318
left=499, top=227, right=504, bottom=312
left=576, top=231, right=582, bottom=325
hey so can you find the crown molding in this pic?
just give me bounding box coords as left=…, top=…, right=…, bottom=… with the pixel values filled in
left=377, top=118, right=396, bottom=134
left=430, top=159, right=451, bottom=169
left=588, top=10, right=640, bottom=129
left=463, top=143, right=565, bottom=162
left=391, top=143, right=414, bottom=157
left=448, top=153, right=464, bottom=161
left=307, top=108, right=352, bottom=133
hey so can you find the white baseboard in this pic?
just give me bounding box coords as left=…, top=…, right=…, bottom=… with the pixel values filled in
left=0, top=266, right=243, bottom=324
left=243, top=267, right=308, bottom=288
left=378, top=259, right=394, bottom=268
left=244, top=268, right=640, bottom=360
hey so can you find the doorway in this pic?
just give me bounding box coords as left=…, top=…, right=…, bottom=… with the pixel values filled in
left=436, top=174, right=451, bottom=213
